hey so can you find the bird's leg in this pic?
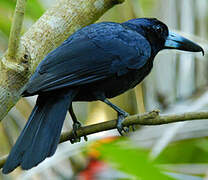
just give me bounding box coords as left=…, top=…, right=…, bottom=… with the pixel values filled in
left=102, top=98, right=129, bottom=135
left=69, top=105, right=87, bottom=143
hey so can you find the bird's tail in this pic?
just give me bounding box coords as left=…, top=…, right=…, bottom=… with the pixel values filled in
left=2, top=90, right=75, bottom=174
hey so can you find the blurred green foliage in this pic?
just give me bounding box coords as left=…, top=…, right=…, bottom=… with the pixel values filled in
left=139, top=0, right=157, bottom=15
left=0, top=0, right=44, bottom=36
left=97, top=138, right=175, bottom=180
left=157, top=138, right=208, bottom=164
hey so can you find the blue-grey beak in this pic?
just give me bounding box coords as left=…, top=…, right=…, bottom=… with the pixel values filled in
left=165, top=31, right=204, bottom=56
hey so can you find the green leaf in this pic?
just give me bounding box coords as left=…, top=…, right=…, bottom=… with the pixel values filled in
left=97, top=139, right=175, bottom=180
left=156, top=139, right=208, bottom=164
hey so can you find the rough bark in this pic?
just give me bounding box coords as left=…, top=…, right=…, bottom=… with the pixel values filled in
left=0, top=0, right=124, bottom=121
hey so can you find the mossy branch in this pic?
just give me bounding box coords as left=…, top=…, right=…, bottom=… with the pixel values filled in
left=1, top=110, right=208, bottom=169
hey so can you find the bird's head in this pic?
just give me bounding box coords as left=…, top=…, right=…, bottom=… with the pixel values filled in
left=123, top=18, right=204, bottom=56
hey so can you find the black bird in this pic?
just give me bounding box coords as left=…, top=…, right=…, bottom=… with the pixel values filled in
left=2, top=18, right=204, bottom=173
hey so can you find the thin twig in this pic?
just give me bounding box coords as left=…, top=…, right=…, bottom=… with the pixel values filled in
left=7, top=0, right=27, bottom=60
left=1, top=110, right=208, bottom=169
left=60, top=110, right=208, bottom=143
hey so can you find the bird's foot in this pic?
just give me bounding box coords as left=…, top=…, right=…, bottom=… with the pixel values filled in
left=116, top=112, right=129, bottom=136
left=129, top=125, right=136, bottom=131
left=70, top=121, right=88, bottom=144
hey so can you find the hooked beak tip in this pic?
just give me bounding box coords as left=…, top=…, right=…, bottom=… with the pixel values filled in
left=165, top=31, right=205, bottom=56
left=201, top=48, right=205, bottom=56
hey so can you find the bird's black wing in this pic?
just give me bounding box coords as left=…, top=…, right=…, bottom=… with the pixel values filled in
left=24, top=23, right=151, bottom=95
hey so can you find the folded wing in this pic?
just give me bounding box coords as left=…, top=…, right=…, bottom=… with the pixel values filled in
left=24, top=24, right=151, bottom=95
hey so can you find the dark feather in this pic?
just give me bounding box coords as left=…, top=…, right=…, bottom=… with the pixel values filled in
left=2, top=90, right=75, bottom=173
left=24, top=22, right=151, bottom=95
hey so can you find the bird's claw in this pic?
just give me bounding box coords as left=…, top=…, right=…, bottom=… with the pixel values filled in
left=116, top=113, right=129, bottom=136
left=73, top=121, right=82, bottom=133
left=84, top=135, right=88, bottom=141
left=116, top=113, right=137, bottom=135
left=70, top=122, right=81, bottom=144
left=70, top=121, right=88, bottom=144
left=131, top=125, right=136, bottom=131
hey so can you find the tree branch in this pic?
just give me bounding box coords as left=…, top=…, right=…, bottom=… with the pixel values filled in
left=1, top=110, right=208, bottom=169
left=7, top=0, right=27, bottom=61
left=60, top=110, right=208, bottom=142
left=0, top=0, right=124, bottom=121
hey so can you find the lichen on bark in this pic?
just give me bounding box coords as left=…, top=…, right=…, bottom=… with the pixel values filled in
left=0, top=0, right=124, bottom=121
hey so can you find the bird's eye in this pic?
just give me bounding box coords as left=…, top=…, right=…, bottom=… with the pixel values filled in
left=155, top=25, right=163, bottom=34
